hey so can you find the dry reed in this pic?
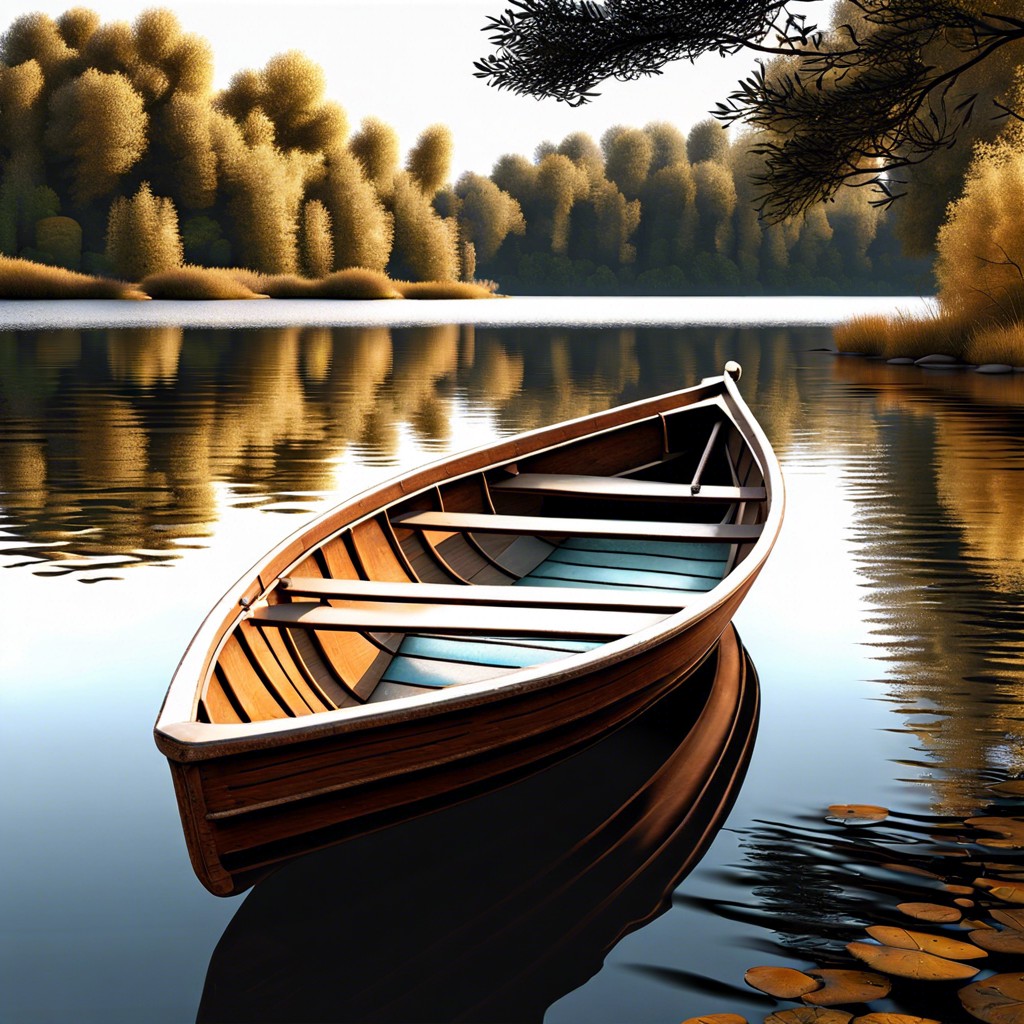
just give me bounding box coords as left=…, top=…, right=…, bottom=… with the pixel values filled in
left=0, top=255, right=147, bottom=299
left=140, top=267, right=266, bottom=299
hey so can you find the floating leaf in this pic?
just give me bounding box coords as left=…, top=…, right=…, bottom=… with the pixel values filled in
left=883, top=863, right=941, bottom=880
left=988, top=781, right=1024, bottom=797
left=803, top=970, right=890, bottom=1006
left=946, top=884, right=976, bottom=895
left=846, top=941, right=981, bottom=981
left=962, top=919, right=996, bottom=931
left=966, top=817, right=1024, bottom=838
left=765, top=1010, right=853, bottom=1024
left=851, top=1016, right=940, bottom=1024
left=896, top=902, right=961, bottom=923
left=991, top=886, right=1024, bottom=905
left=865, top=926, right=987, bottom=960
left=991, top=909, right=1024, bottom=931
left=969, top=928, right=1024, bottom=955
left=745, top=966, right=822, bottom=999
left=681, top=1016, right=748, bottom=1024
left=959, top=972, right=1024, bottom=1023
left=956, top=899, right=977, bottom=909
left=826, top=805, right=889, bottom=826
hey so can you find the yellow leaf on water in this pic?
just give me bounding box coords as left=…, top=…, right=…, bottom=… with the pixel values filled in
left=851, top=1016, right=940, bottom=1024
left=681, top=1016, right=748, bottom=1024
left=765, top=1010, right=854, bottom=1024
left=946, top=884, right=976, bottom=895
left=991, top=886, right=1024, bottom=905
left=865, top=926, right=987, bottom=960
left=896, top=902, right=962, bottom=923
left=970, top=928, right=1024, bottom=955
left=988, top=781, right=1024, bottom=797
left=826, top=805, right=889, bottom=826
left=745, top=966, right=822, bottom=999
left=852, top=1016, right=941, bottom=1024
left=846, top=942, right=981, bottom=981
left=959, top=972, right=1024, bottom=1024
left=992, top=909, right=1024, bottom=931
left=802, top=970, right=890, bottom=1007
left=956, top=899, right=977, bottom=909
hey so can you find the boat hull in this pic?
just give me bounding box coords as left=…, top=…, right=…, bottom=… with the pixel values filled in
left=171, top=590, right=751, bottom=895
left=197, top=622, right=759, bottom=1021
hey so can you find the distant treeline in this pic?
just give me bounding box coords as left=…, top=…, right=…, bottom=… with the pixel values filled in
left=0, top=8, right=928, bottom=293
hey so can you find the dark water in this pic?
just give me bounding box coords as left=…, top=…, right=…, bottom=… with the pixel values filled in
left=2, top=304, right=1023, bottom=1022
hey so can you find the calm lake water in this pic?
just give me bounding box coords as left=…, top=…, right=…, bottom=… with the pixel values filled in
left=2, top=296, right=1023, bottom=1023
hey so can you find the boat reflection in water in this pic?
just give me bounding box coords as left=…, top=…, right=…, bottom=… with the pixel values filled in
left=198, top=624, right=759, bottom=1023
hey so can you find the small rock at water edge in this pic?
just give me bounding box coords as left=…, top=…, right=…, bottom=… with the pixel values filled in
left=975, top=364, right=1014, bottom=374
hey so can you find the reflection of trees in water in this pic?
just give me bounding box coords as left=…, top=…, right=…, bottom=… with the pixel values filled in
left=827, top=359, right=1024, bottom=813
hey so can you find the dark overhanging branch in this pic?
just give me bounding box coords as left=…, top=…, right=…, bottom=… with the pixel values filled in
left=476, top=0, right=1024, bottom=220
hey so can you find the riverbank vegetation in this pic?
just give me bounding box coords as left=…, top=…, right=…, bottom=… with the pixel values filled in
left=0, top=7, right=927, bottom=301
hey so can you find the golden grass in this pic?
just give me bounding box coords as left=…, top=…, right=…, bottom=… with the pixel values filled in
left=0, top=255, right=147, bottom=300
left=834, top=309, right=970, bottom=360
left=0, top=255, right=498, bottom=301
left=397, top=279, right=499, bottom=299
left=226, top=267, right=402, bottom=298
left=140, top=267, right=267, bottom=299
left=964, top=324, right=1024, bottom=366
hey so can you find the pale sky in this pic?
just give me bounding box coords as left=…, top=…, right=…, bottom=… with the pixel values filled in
left=11, top=0, right=772, bottom=177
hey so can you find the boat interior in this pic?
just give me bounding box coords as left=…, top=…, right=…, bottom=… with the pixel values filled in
left=197, top=398, right=768, bottom=725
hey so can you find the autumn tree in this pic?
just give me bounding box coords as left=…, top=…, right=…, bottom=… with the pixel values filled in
left=350, top=117, right=400, bottom=197
left=318, top=146, right=394, bottom=272
left=45, top=68, right=148, bottom=202
left=602, top=126, right=653, bottom=200
left=106, top=181, right=183, bottom=279
left=300, top=199, right=333, bottom=277
left=407, top=124, right=453, bottom=196
left=389, top=172, right=459, bottom=281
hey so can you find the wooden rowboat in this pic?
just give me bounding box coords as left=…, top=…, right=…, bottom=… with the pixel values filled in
left=198, top=624, right=759, bottom=1022
left=154, top=361, right=783, bottom=896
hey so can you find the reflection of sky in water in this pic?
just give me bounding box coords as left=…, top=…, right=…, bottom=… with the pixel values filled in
left=2, top=297, right=1023, bottom=1022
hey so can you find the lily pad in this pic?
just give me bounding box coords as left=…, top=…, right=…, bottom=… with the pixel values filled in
left=896, top=902, right=962, bottom=923
left=956, top=899, right=977, bottom=909
left=745, top=966, right=822, bottom=999
left=969, top=928, right=1024, bottom=955
left=846, top=941, right=981, bottom=981
left=803, top=970, right=890, bottom=1006
left=852, top=1016, right=940, bottom=1024
left=946, top=884, right=976, bottom=895
left=682, top=1016, right=748, bottom=1024
left=988, top=781, right=1024, bottom=797
left=851, top=1017, right=940, bottom=1024
left=991, top=886, right=1024, bottom=905
left=991, top=909, right=1024, bottom=931
left=864, top=926, right=987, bottom=960
left=959, top=972, right=1024, bottom=1023
left=826, top=805, right=889, bottom=826
left=765, top=1010, right=854, bottom=1024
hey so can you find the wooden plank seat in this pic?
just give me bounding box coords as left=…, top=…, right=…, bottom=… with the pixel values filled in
left=251, top=601, right=668, bottom=638
left=391, top=511, right=763, bottom=543
left=491, top=472, right=766, bottom=503
left=278, top=577, right=688, bottom=612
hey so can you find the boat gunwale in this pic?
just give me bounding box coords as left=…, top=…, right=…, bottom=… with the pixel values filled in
left=154, top=371, right=784, bottom=762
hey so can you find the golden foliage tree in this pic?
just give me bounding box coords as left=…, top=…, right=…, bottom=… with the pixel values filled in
left=645, top=122, right=688, bottom=173
left=320, top=146, right=394, bottom=272
left=350, top=117, right=400, bottom=197
left=45, top=68, right=148, bottom=202
left=106, top=181, right=183, bottom=279
left=591, top=179, right=641, bottom=265
left=407, top=124, right=453, bottom=196
left=454, top=172, right=525, bottom=263
left=556, top=132, right=605, bottom=186
left=535, top=152, right=589, bottom=255
left=602, top=126, right=653, bottom=200
left=692, top=159, right=737, bottom=254
left=936, top=78, right=1024, bottom=319
left=687, top=118, right=729, bottom=165
left=389, top=172, right=459, bottom=281
left=300, top=198, right=333, bottom=277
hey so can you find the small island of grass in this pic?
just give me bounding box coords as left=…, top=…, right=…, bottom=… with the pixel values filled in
left=0, top=256, right=500, bottom=301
